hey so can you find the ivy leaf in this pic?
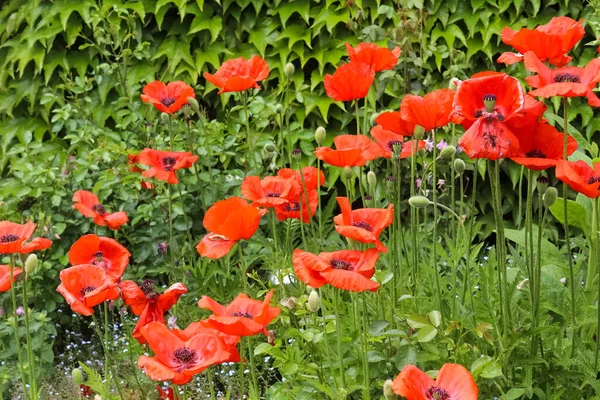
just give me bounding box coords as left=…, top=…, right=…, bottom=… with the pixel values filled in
left=431, top=24, right=467, bottom=49
left=50, top=0, right=97, bottom=30
left=155, top=0, right=189, bottom=21
left=195, top=43, right=233, bottom=73
left=188, top=6, right=222, bottom=44
left=278, top=0, right=310, bottom=28
left=153, top=36, right=195, bottom=73
left=249, top=19, right=279, bottom=58
left=302, top=92, right=341, bottom=122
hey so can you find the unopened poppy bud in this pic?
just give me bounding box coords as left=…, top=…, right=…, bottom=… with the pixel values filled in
left=187, top=97, right=199, bottom=113
left=454, top=158, right=465, bottom=174
left=25, top=254, right=37, bottom=275
left=264, top=143, right=277, bottom=153
left=483, top=93, right=496, bottom=113
left=160, top=112, right=170, bottom=123
left=71, top=368, right=84, bottom=385
left=315, top=127, right=326, bottom=145
left=367, top=171, right=377, bottom=187
left=392, top=143, right=403, bottom=155
left=383, top=379, right=396, bottom=399
left=409, top=195, right=430, bottom=208
left=370, top=112, right=379, bottom=126
left=543, top=187, right=558, bottom=207
left=439, top=145, right=456, bottom=160
left=342, top=166, right=354, bottom=181
left=275, top=104, right=283, bottom=114
left=267, top=329, right=277, bottom=345
left=292, top=149, right=302, bottom=161
left=413, top=125, right=425, bottom=140
left=287, top=297, right=296, bottom=309
left=308, top=290, right=320, bottom=312
left=284, top=62, right=295, bottom=77
left=385, top=176, right=396, bottom=192
left=536, top=176, right=549, bottom=194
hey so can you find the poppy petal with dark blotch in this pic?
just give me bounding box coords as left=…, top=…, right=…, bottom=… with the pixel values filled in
left=158, top=283, right=188, bottom=312
left=333, top=135, right=387, bottom=161
left=435, top=363, right=479, bottom=400
left=392, top=364, right=436, bottom=399
left=57, top=264, right=119, bottom=316
left=324, top=62, right=375, bottom=102
left=510, top=122, right=577, bottom=170
left=457, top=119, right=520, bottom=160
left=292, top=249, right=330, bottom=288
left=18, top=237, right=52, bottom=254
left=205, top=56, right=269, bottom=94
left=141, top=81, right=195, bottom=114
left=556, top=160, right=600, bottom=198
left=120, top=280, right=149, bottom=315
left=69, top=234, right=130, bottom=281
left=72, top=190, right=102, bottom=219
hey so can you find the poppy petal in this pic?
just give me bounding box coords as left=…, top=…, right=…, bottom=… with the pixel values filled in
left=392, top=364, right=436, bottom=399
left=435, top=363, right=479, bottom=399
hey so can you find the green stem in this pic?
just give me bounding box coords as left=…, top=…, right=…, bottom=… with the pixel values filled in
left=9, top=255, right=28, bottom=399
left=176, top=180, right=196, bottom=271
left=167, top=184, right=175, bottom=272
left=238, top=338, right=246, bottom=398
left=270, top=211, right=279, bottom=250
left=361, top=293, right=370, bottom=400
left=594, top=197, right=600, bottom=371
left=525, top=170, right=535, bottom=322
left=318, top=288, right=337, bottom=392
left=21, top=271, right=36, bottom=399
left=119, top=307, right=146, bottom=398
left=334, top=289, right=346, bottom=388
left=208, top=367, right=217, bottom=400
left=246, top=336, right=260, bottom=398
left=185, top=120, right=205, bottom=202
left=241, top=92, right=256, bottom=171
left=431, top=130, right=444, bottom=323
left=317, top=159, right=323, bottom=251
left=463, top=161, right=478, bottom=326
left=410, top=138, right=418, bottom=297
left=355, top=100, right=361, bottom=135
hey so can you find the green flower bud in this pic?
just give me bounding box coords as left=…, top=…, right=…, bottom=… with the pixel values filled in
left=409, top=195, right=430, bottom=208
left=543, top=187, right=558, bottom=207
left=308, top=290, right=320, bottom=312
left=536, top=175, right=549, bottom=194
left=187, top=97, right=199, bottom=113
left=454, top=159, right=465, bottom=174
left=392, top=143, right=403, bottom=155
left=385, top=176, right=396, bottom=193
left=72, top=368, right=84, bottom=385
left=160, top=112, right=170, bottom=123
left=25, top=254, right=37, bottom=276
left=284, top=62, right=295, bottom=77
left=367, top=171, right=377, bottom=187
left=370, top=112, right=379, bottom=126
left=315, top=127, right=326, bottom=145
left=439, top=145, right=456, bottom=160
left=413, top=125, right=425, bottom=140
left=264, top=143, right=277, bottom=153
left=383, top=379, right=396, bottom=399
left=275, top=104, right=283, bottom=114
left=483, top=93, right=496, bottom=113
left=292, top=149, right=302, bottom=161
left=342, top=166, right=354, bottom=181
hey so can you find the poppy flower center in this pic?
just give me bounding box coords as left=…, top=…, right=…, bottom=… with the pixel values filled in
left=173, top=347, right=197, bottom=367
left=92, top=204, right=107, bottom=216
left=0, top=233, right=19, bottom=243
left=482, top=130, right=499, bottom=149
left=161, top=96, right=177, bottom=107
left=425, top=386, right=450, bottom=400
left=329, top=259, right=353, bottom=271
left=162, top=157, right=177, bottom=171
left=284, top=202, right=300, bottom=212
left=387, top=140, right=403, bottom=152
left=266, top=192, right=281, bottom=197
left=231, top=311, right=254, bottom=319
left=80, top=286, right=96, bottom=296
left=352, top=221, right=373, bottom=231
left=554, top=73, right=581, bottom=83
left=525, top=149, right=547, bottom=158
left=587, top=177, right=600, bottom=184
left=482, top=93, right=496, bottom=101
left=140, top=279, right=159, bottom=299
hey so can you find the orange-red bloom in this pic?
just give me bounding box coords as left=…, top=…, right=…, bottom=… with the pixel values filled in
left=56, top=264, right=120, bottom=316
left=314, top=134, right=387, bottom=167
left=370, top=125, right=425, bottom=159
left=324, top=62, right=375, bottom=102
left=292, top=248, right=380, bottom=292
left=498, top=17, right=584, bottom=67
left=241, top=176, right=301, bottom=208
left=524, top=52, right=600, bottom=107
left=120, top=279, right=187, bottom=344
left=138, top=322, right=233, bottom=385
left=204, top=56, right=269, bottom=94
left=198, top=290, right=280, bottom=336
left=454, top=73, right=525, bottom=160
left=73, top=190, right=128, bottom=230
left=277, top=167, right=325, bottom=191
left=0, top=265, right=22, bottom=292
left=345, top=42, right=401, bottom=72
left=172, top=321, right=241, bottom=363
left=510, top=121, right=577, bottom=170
left=393, top=363, right=478, bottom=400
left=196, top=197, right=265, bottom=259
left=375, top=111, right=416, bottom=136
left=0, top=221, right=52, bottom=254
left=400, top=89, right=456, bottom=132
left=157, top=386, right=178, bottom=400
left=68, top=234, right=130, bottom=282
left=274, top=190, right=319, bottom=223
left=556, top=160, right=600, bottom=198
left=138, top=149, right=198, bottom=184
left=141, top=81, right=195, bottom=114
left=334, top=197, right=394, bottom=252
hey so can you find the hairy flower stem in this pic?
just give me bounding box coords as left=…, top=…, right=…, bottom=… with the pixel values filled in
left=525, top=170, right=535, bottom=319
left=334, top=289, right=346, bottom=388
left=21, top=271, right=36, bottom=399
left=208, top=367, right=217, bottom=400
left=167, top=184, right=175, bottom=272
left=318, top=288, right=337, bottom=392
left=246, top=336, right=260, bottom=398
left=361, top=293, right=371, bottom=400
left=432, top=130, right=444, bottom=324
left=176, top=179, right=196, bottom=272
left=533, top=193, right=548, bottom=356
left=463, top=161, right=478, bottom=325
left=317, top=159, right=323, bottom=251
left=238, top=338, right=246, bottom=397
left=91, top=307, right=125, bottom=400
left=9, top=255, right=28, bottom=399
left=118, top=308, right=146, bottom=398
left=410, top=139, right=419, bottom=298
left=594, top=197, right=600, bottom=371
left=355, top=100, right=361, bottom=136
left=241, top=92, right=257, bottom=171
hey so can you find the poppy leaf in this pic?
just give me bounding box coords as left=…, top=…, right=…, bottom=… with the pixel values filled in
left=417, top=325, right=438, bottom=343
left=548, top=197, right=592, bottom=237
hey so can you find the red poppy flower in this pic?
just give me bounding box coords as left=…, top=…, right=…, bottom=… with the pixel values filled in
left=137, top=321, right=233, bottom=385
left=400, top=89, right=456, bottom=132
left=56, top=264, right=120, bottom=316
left=274, top=189, right=319, bottom=223
left=120, top=279, right=187, bottom=344
left=157, top=386, right=178, bottom=400
left=324, top=62, right=375, bottom=102
left=277, top=167, right=325, bottom=191
left=370, top=125, right=425, bottom=159
left=204, top=56, right=269, bottom=94
left=292, top=248, right=380, bottom=292
left=510, top=121, right=577, bottom=170
left=138, top=149, right=198, bottom=184
left=0, top=265, right=22, bottom=292
left=196, top=197, right=265, bottom=259
left=241, top=176, right=301, bottom=208
left=198, top=289, right=281, bottom=336
left=0, top=221, right=52, bottom=254
left=72, top=190, right=128, bottom=230
left=345, top=42, right=401, bottom=72
left=498, top=17, right=584, bottom=67
left=333, top=197, right=394, bottom=252
left=172, top=321, right=241, bottom=363
left=128, top=154, right=143, bottom=173
left=314, top=134, right=387, bottom=167
left=556, top=160, right=600, bottom=198
left=68, top=234, right=130, bottom=282
left=454, top=73, right=525, bottom=160
left=524, top=52, right=600, bottom=107
left=375, top=111, right=416, bottom=136
left=141, top=81, right=195, bottom=114
left=393, top=363, right=478, bottom=400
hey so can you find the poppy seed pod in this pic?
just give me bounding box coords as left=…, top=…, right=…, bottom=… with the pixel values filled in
left=367, top=171, right=377, bottom=187
left=275, top=104, right=283, bottom=114
left=160, top=112, right=170, bottom=123
left=342, top=166, right=354, bottom=181
left=537, top=176, right=549, bottom=194
left=187, top=97, right=200, bottom=113
left=308, top=290, right=320, bottom=312
left=284, top=62, right=295, bottom=77
left=543, top=187, right=558, bottom=207
left=439, top=145, right=456, bottom=160
left=71, top=368, right=84, bottom=385
left=385, top=176, right=396, bottom=192
left=413, top=125, right=425, bottom=140
left=24, top=254, right=37, bottom=275
left=383, top=379, right=396, bottom=399
left=292, top=149, right=302, bottom=161
left=264, top=143, right=277, bottom=153
left=454, top=158, right=465, bottom=174
left=315, top=126, right=326, bottom=145
left=409, top=195, right=431, bottom=208
left=392, top=143, right=403, bottom=155
left=483, top=93, right=496, bottom=112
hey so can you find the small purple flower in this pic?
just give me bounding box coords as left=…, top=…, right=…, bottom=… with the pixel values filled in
left=415, top=178, right=422, bottom=188
left=158, top=242, right=169, bottom=254
left=167, top=316, right=178, bottom=329
left=436, top=139, right=448, bottom=151
left=69, top=155, right=76, bottom=162
left=120, top=307, right=128, bottom=317
left=437, top=179, right=445, bottom=189
left=425, top=138, right=434, bottom=152
left=16, top=306, right=24, bottom=317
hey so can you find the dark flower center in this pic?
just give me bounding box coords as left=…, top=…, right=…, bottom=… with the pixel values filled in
left=425, top=386, right=450, bottom=400
left=93, top=251, right=103, bottom=259
left=482, top=131, right=499, bottom=149
left=92, top=204, right=107, bottom=216
left=554, top=73, right=581, bottom=83
left=266, top=192, right=281, bottom=198
left=161, top=97, right=177, bottom=107
left=365, top=195, right=373, bottom=200
left=329, top=259, right=353, bottom=270
left=173, top=348, right=197, bottom=366
left=386, top=176, right=396, bottom=182
left=140, top=279, right=159, bottom=299
left=483, top=93, right=496, bottom=101
left=162, top=157, right=177, bottom=171
left=0, top=233, right=19, bottom=243
left=537, top=176, right=549, bottom=184
left=231, top=311, right=254, bottom=319
left=525, top=149, right=547, bottom=158
left=292, top=149, right=302, bottom=155
left=588, top=177, right=600, bottom=184
left=80, top=286, right=96, bottom=296
left=352, top=221, right=373, bottom=231
left=284, top=202, right=300, bottom=212
left=387, top=140, right=403, bottom=152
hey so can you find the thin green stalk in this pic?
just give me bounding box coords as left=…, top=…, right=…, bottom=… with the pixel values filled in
left=9, top=255, right=28, bottom=399
left=517, top=166, right=525, bottom=228
left=334, top=289, right=346, bottom=388
left=176, top=180, right=196, bottom=271
left=317, top=159, right=323, bottom=251
left=119, top=308, right=145, bottom=398
left=355, top=100, right=361, bottom=135
left=238, top=338, right=246, bottom=397
left=208, top=367, right=217, bottom=400
left=241, top=92, right=256, bottom=171
left=21, top=272, right=36, bottom=399
left=237, top=243, right=248, bottom=292
left=525, top=170, right=535, bottom=317
left=197, top=115, right=217, bottom=202
left=594, top=197, right=600, bottom=371
left=533, top=193, right=548, bottom=356
left=318, top=288, right=337, bottom=392
left=185, top=119, right=207, bottom=203
left=361, top=293, right=370, bottom=400
left=270, top=211, right=279, bottom=250
left=463, top=161, right=478, bottom=324
left=410, top=139, right=418, bottom=297
left=246, top=336, right=260, bottom=398
left=167, top=184, right=175, bottom=272
left=431, top=130, right=444, bottom=323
